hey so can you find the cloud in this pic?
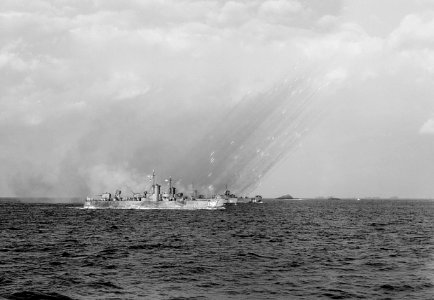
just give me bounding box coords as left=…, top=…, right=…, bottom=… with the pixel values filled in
left=218, top=1, right=251, bottom=26
left=388, top=13, right=434, bottom=49
left=259, top=0, right=303, bottom=19
left=385, top=12, right=434, bottom=75
left=419, top=118, right=434, bottom=135
left=324, top=67, right=347, bottom=83
left=1, top=0, right=434, bottom=197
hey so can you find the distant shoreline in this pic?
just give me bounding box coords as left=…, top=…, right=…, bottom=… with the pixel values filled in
left=268, top=197, right=434, bottom=201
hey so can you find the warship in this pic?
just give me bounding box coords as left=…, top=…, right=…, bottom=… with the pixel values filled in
left=84, top=171, right=228, bottom=210
left=237, top=195, right=263, bottom=203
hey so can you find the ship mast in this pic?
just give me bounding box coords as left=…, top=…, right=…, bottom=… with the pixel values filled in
left=165, top=176, right=174, bottom=197
left=148, top=170, right=156, bottom=195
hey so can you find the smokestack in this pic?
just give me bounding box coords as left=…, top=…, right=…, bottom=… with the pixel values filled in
left=153, top=184, right=160, bottom=201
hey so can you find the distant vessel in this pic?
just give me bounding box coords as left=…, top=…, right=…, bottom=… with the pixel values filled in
left=237, top=195, right=263, bottom=203
left=223, top=186, right=238, bottom=205
left=84, top=171, right=229, bottom=210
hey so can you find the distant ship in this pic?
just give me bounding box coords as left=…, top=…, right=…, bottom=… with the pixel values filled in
left=237, top=195, right=263, bottom=203
left=84, top=171, right=235, bottom=210
left=253, top=195, right=263, bottom=203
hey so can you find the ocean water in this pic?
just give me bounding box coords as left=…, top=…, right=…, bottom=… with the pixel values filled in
left=1, top=199, right=433, bottom=300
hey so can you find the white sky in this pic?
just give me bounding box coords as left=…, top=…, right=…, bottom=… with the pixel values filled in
left=1, top=0, right=434, bottom=198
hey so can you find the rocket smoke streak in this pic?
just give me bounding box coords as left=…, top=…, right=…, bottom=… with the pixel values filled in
left=1, top=66, right=344, bottom=198
left=170, top=68, right=344, bottom=195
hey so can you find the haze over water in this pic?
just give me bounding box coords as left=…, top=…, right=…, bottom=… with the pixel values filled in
left=1, top=199, right=434, bottom=299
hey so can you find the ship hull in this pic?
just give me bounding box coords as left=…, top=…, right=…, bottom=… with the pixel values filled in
left=83, top=199, right=225, bottom=210
left=225, top=198, right=238, bottom=204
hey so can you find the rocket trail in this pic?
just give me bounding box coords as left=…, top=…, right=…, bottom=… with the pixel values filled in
left=174, top=68, right=342, bottom=195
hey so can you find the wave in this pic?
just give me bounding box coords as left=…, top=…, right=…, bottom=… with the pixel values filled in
left=5, top=291, right=73, bottom=300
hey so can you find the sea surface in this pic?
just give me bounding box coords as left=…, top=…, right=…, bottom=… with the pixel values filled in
left=1, top=199, right=434, bottom=299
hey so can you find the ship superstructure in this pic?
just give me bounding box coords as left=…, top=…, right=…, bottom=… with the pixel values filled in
left=84, top=171, right=227, bottom=210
